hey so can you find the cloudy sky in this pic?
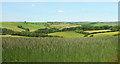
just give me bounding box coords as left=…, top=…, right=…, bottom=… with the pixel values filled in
left=2, top=2, right=118, bottom=22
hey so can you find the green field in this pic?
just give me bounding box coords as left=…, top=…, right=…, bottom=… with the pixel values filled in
left=1, top=22, right=119, bottom=62
left=73, top=22, right=117, bottom=26
left=92, top=32, right=118, bottom=37
left=2, top=22, right=46, bottom=32
left=1, top=35, right=26, bottom=37
left=48, top=31, right=118, bottom=38
left=49, top=31, right=84, bottom=38
left=2, top=36, right=118, bottom=62
left=85, top=30, right=111, bottom=33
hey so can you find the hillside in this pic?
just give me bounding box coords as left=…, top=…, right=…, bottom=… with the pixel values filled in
left=1, top=22, right=117, bottom=32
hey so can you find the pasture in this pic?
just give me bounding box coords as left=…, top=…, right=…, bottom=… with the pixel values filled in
left=92, top=32, right=118, bottom=37
left=85, top=30, right=111, bottom=33
left=2, top=36, right=118, bottom=62
left=48, top=31, right=84, bottom=38
left=2, top=22, right=46, bottom=32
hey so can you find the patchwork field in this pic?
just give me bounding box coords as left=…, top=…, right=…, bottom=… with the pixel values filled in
left=1, top=22, right=117, bottom=32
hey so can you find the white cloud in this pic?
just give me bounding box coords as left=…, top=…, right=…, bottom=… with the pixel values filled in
left=58, top=10, right=64, bottom=13
left=32, top=4, right=35, bottom=7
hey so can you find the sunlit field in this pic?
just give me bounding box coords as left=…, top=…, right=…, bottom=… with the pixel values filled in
left=49, top=31, right=84, bottom=38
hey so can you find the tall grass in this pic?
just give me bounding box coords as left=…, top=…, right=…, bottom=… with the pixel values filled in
left=2, top=36, right=118, bottom=62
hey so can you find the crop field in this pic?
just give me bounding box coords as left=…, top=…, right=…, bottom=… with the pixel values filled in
left=2, top=36, right=118, bottom=62
left=50, top=24, right=80, bottom=29
left=1, top=35, right=26, bottom=37
left=85, top=30, right=111, bottom=33
left=48, top=31, right=84, bottom=38
left=73, top=22, right=117, bottom=26
left=92, top=32, right=118, bottom=37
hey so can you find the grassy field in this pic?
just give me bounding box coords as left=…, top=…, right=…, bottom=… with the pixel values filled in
left=92, top=32, right=118, bottom=37
left=2, top=36, right=118, bottom=62
left=85, top=30, right=111, bottom=33
left=49, top=31, right=84, bottom=38
left=1, top=35, right=26, bottom=37
left=50, top=24, right=80, bottom=30
left=73, top=22, right=117, bottom=26
left=1, top=22, right=46, bottom=32
left=49, top=31, right=118, bottom=38
left=1, top=22, right=119, bottom=62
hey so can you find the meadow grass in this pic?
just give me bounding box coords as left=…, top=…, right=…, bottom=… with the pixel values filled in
left=2, top=36, right=118, bottom=62
left=48, top=31, right=84, bottom=38
left=1, top=35, right=26, bottom=37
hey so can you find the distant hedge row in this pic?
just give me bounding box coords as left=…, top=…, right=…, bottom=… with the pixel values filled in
left=1, top=28, right=61, bottom=37
left=34, top=25, right=120, bottom=34
left=17, top=26, right=30, bottom=31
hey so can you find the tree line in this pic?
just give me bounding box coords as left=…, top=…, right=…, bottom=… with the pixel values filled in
left=35, top=25, right=120, bottom=34
left=1, top=28, right=61, bottom=37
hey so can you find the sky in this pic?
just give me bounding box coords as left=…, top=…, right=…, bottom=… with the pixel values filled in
left=2, top=2, right=118, bottom=22
left=2, top=0, right=119, bottom=2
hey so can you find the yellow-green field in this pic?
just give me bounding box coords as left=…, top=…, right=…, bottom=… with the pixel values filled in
left=92, top=32, right=118, bottom=37
left=50, top=24, right=81, bottom=29
left=1, top=22, right=46, bottom=32
left=49, top=31, right=118, bottom=38
left=1, top=35, right=26, bottom=37
left=49, top=31, right=84, bottom=38
left=85, top=30, right=111, bottom=33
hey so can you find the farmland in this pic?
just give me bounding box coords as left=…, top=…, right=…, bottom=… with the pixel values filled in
left=92, top=32, right=119, bottom=37
left=2, top=36, right=118, bottom=62
left=48, top=31, right=84, bottom=38
left=1, top=22, right=119, bottom=62
left=1, top=22, right=117, bottom=32
left=85, top=30, right=111, bottom=33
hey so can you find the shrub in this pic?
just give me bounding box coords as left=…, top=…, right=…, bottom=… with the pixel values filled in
left=90, top=35, right=94, bottom=37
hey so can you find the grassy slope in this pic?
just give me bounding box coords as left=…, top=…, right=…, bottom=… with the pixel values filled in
left=73, top=22, right=117, bottom=26
left=48, top=31, right=84, bottom=38
left=85, top=30, right=111, bottom=33
left=49, top=31, right=118, bottom=38
left=92, top=32, right=118, bottom=37
left=50, top=24, right=80, bottom=30
left=2, top=22, right=46, bottom=32
left=1, top=35, right=26, bottom=37
left=1, top=22, right=117, bottom=32
left=2, top=36, right=118, bottom=62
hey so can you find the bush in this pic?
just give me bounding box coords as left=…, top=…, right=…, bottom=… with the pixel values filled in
left=84, top=34, right=88, bottom=37
left=17, top=26, right=30, bottom=31
left=90, top=35, right=94, bottom=37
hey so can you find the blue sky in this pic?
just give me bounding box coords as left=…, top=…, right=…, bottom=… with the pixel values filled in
left=2, top=2, right=118, bottom=22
